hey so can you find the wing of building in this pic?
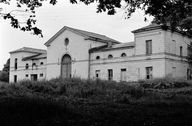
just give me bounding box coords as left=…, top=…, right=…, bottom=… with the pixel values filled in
left=9, top=24, right=192, bottom=82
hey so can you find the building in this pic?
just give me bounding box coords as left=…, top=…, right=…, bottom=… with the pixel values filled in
left=9, top=24, right=192, bottom=82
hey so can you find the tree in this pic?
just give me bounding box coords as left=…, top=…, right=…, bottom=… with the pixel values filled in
left=0, top=58, right=10, bottom=82
left=0, top=0, right=192, bottom=37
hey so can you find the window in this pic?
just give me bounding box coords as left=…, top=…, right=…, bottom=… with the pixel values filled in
left=14, top=75, right=17, bottom=83
left=40, top=73, right=43, bottom=77
left=95, top=70, right=100, bottom=78
left=120, top=68, right=127, bottom=81
left=64, top=38, right=69, bottom=46
left=108, top=69, right=113, bottom=80
left=121, top=53, right=126, bottom=57
left=26, top=74, right=28, bottom=77
left=172, top=67, right=176, bottom=78
left=40, top=62, right=44, bottom=65
left=187, top=46, right=192, bottom=57
left=171, top=40, right=176, bottom=54
left=32, top=63, right=37, bottom=70
left=180, top=46, right=183, bottom=57
left=25, top=63, right=29, bottom=69
left=146, top=67, right=153, bottom=79
left=187, top=69, right=192, bottom=80
left=96, top=56, right=100, bottom=60
left=14, top=58, right=17, bottom=70
left=108, top=54, right=113, bottom=59
left=146, top=40, right=152, bottom=55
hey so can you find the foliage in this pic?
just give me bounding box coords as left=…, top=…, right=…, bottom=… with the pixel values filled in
left=1, top=78, right=192, bottom=125
left=0, top=71, right=9, bottom=82
left=0, top=0, right=192, bottom=36
left=139, top=77, right=192, bottom=89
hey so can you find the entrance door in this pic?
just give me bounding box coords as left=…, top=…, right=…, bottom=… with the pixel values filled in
left=120, top=69, right=127, bottom=81
left=31, top=74, right=38, bottom=81
left=61, top=54, right=71, bottom=78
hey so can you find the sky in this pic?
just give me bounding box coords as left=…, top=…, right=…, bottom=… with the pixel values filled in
left=0, top=0, right=153, bottom=70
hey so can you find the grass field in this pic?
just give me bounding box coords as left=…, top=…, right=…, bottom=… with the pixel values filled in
left=0, top=78, right=192, bottom=126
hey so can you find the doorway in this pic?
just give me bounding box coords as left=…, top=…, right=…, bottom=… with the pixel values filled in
left=61, top=54, right=72, bottom=78
left=31, top=74, right=38, bottom=81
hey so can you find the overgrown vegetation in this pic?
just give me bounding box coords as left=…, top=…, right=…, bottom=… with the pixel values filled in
left=0, top=78, right=192, bottom=126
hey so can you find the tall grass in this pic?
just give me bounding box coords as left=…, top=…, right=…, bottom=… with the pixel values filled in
left=1, top=77, right=192, bottom=105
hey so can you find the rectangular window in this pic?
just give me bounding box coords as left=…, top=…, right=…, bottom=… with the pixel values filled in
left=14, top=75, right=17, bottom=83
left=120, top=68, right=127, bottom=81
left=40, top=73, right=43, bottom=77
left=187, top=69, right=191, bottom=80
left=187, top=46, right=192, bottom=57
left=146, top=67, right=153, bottom=79
left=108, top=69, right=113, bottom=80
left=172, top=67, right=176, bottom=78
left=14, top=58, right=17, bottom=70
left=180, top=46, right=183, bottom=56
left=95, top=70, right=100, bottom=78
left=171, top=40, right=176, bottom=55
left=146, top=40, right=152, bottom=55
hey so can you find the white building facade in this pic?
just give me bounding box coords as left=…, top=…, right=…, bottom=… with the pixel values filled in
left=9, top=24, right=192, bottom=82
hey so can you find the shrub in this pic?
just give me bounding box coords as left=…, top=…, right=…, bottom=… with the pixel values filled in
left=139, top=77, right=192, bottom=89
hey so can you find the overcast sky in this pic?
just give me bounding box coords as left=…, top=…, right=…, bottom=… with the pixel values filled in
left=0, top=0, right=153, bottom=70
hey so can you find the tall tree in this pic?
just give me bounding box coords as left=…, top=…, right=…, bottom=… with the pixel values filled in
left=0, top=0, right=192, bottom=36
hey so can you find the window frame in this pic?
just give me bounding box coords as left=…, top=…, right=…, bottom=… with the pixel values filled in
left=146, top=40, right=152, bottom=55
left=121, top=53, right=126, bottom=57
left=108, top=54, right=113, bottom=59
left=146, top=66, right=153, bottom=79
left=25, top=63, right=29, bottom=69
left=108, top=69, right=113, bottom=80
left=95, top=70, right=100, bottom=78
left=14, top=58, right=17, bottom=70
left=180, top=46, right=183, bottom=57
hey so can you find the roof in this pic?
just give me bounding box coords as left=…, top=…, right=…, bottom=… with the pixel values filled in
left=89, top=42, right=135, bottom=53
left=10, top=47, right=46, bottom=54
left=22, top=53, right=47, bottom=61
left=132, top=23, right=162, bottom=33
left=44, top=26, right=120, bottom=46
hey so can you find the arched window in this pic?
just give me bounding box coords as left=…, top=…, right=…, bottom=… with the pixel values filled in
left=96, top=56, right=100, bottom=60
left=108, top=54, right=113, bottom=59
left=32, top=63, right=36, bottom=66
left=121, top=53, right=126, bottom=57
left=25, top=63, right=29, bottom=69
left=40, top=62, right=44, bottom=65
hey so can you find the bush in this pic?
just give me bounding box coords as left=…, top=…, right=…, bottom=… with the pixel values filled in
left=0, top=71, right=9, bottom=82
left=139, top=77, right=192, bottom=89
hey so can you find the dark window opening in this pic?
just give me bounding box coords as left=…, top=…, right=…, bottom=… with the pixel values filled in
left=96, top=56, right=100, bottom=60
left=14, top=75, right=17, bottom=83
left=40, top=62, right=44, bottom=65
left=108, top=69, right=113, bottom=80
left=26, top=74, right=28, bottom=77
left=180, top=46, right=183, bottom=57
left=40, top=73, right=43, bottom=77
left=25, top=63, right=29, bottom=69
left=14, top=58, right=17, bottom=70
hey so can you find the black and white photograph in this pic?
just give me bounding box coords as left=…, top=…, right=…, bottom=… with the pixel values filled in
left=0, top=0, right=192, bottom=125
